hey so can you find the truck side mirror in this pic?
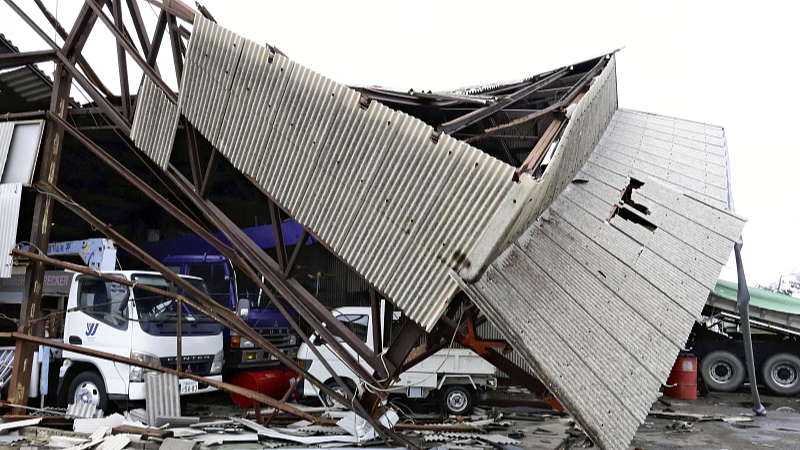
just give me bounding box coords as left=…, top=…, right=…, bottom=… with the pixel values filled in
left=237, top=298, right=250, bottom=320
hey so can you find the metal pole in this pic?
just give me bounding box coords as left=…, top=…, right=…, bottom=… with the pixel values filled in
left=733, top=241, right=767, bottom=416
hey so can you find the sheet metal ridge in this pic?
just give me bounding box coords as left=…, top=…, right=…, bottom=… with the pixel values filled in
left=297, top=99, right=399, bottom=252
left=130, top=76, right=179, bottom=169
left=0, top=183, right=22, bottom=278
left=456, top=267, right=637, bottom=450
left=0, top=122, right=13, bottom=180
left=179, top=15, right=243, bottom=144
left=255, top=64, right=349, bottom=213
left=216, top=40, right=293, bottom=176
left=388, top=147, right=515, bottom=329
left=338, top=115, right=467, bottom=289
left=465, top=55, right=618, bottom=279
left=66, top=402, right=99, bottom=419
left=144, top=372, right=180, bottom=427
left=616, top=108, right=724, bottom=136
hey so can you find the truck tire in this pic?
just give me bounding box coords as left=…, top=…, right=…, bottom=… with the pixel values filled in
left=762, top=353, right=800, bottom=396
left=442, top=385, right=472, bottom=415
left=320, top=379, right=357, bottom=408
left=68, top=371, right=108, bottom=412
left=700, top=350, right=745, bottom=392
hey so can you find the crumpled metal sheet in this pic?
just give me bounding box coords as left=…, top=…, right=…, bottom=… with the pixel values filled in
left=457, top=110, right=745, bottom=450
left=131, top=16, right=618, bottom=331
left=0, top=182, right=22, bottom=278
left=129, top=75, right=179, bottom=169
left=144, top=372, right=180, bottom=427
left=0, top=122, right=13, bottom=180
left=66, top=402, right=99, bottom=419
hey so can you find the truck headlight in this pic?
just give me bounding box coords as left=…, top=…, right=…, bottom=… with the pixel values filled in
left=241, top=338, right=254, bottom=349
left=130, top=352, right=161, bottom=382
left=288, top=334, right=297, bottom=346
left=210, top=349, right=224, bottom=375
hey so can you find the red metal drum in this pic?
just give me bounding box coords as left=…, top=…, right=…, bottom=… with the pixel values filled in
left=665, top=355, right=698, bottom=399
left=230, top=368, right=300, bottom=408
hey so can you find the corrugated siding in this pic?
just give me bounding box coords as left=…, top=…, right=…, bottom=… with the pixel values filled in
left=0, top=122, right=13, bottom=179
left=458, top=109, right=746, bottom=450
left=0, top=183, right=22, bottom=278
left=130, top=76, right=180, bottom=169
left=144, top=372, right=180, bottom=427
left=165, top=17, right=618, bottom=331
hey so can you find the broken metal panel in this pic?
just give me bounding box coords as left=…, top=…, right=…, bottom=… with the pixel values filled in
left=458, top=108, right=746, bottom=450
left=130, top=75, right=180, bottom=169
left=178, top=15, right=244, bottom=143
left=0, top=122, right=13, bottom=179
left=167, top=17, right=539, bottom=330
left=0, top=120, right=45, bottom=186
left=216, top=40, right=293, bottom=175
left=144, top=372, right=180, bottom=427
left=477, top=55, right=619, bottom=273
left=0, top=183, right=22, bottom=278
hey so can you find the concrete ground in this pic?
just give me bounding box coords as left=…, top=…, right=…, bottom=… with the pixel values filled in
left=181, top=386, right=800, bottom=450
left=629, top=391, right=800, bottom=450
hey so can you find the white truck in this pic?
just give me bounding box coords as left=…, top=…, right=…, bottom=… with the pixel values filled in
left=0, top=268, right=224, bottom=411
left=297, top=302, right=497, bottom=415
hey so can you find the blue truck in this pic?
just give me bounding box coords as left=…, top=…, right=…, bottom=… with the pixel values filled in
left=142, top=222, right=309, bottom=380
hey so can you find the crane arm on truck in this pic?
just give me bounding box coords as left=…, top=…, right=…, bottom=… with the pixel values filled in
left=46, top=239, right=117, bottom=271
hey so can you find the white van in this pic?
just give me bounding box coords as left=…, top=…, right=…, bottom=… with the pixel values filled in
left=297, top=302, right=497, bottom=415
left=53, top=270, right=224, bottom=410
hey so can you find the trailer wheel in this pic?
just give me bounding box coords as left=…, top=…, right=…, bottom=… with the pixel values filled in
left=442, top=385, right=472, bottom=415
left=68, top=371, right=108, bottom=412
left=700, top=351, right=745, bottom=392
left=762, top=353, right=800, bottom=396
left=320, top=379, right=357, bottom=408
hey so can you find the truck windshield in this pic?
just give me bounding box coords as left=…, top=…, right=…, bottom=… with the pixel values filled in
left=131, top=274, right=216, bottom=324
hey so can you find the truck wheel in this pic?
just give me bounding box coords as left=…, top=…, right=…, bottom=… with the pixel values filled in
left=442, top=385, right=472, bottom=415
left=700, top=350, right=745, bottom=392
left=68, top=371, right=108, bottom=412
left=762, top=353, right=800, bottom=396
left=320, top=379, right=357, bottom=408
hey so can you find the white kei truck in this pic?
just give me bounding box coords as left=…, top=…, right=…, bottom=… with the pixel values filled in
left=297, top=302, right=498, bottom=415
left=0, top=268, right=224, bottom=412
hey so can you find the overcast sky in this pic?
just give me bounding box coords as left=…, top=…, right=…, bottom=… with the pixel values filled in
left=2, top=1, right=798, bottom=287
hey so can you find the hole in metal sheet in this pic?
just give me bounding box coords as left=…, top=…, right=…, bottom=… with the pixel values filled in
left=608, top=177, right=657, bottom=232
left=598, top=270, right=606, bottom=278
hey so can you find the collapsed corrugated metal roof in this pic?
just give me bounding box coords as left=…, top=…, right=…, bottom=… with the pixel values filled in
left=125, top=16, right=745, bottom=450
left=130, top=16, right=616, bottom=331
left=457, top=109, right=744, bottom=449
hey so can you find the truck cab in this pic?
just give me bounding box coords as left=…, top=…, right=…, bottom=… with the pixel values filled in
left=57, top=270, right=224, bottom=410
left=297, top=302, right=497, bottom=415
left=162, top=254, right=298, bottom=379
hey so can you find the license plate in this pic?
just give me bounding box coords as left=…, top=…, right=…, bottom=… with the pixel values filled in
left=179, top=379, right=199, bottom=394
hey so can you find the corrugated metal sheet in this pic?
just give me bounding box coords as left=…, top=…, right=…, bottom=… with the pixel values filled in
left=95, top=434, right=130, bottom=450
left=0, top=122, right=13, bottom=179
left=144, top=372, right=180, bottom=427
left=457, top=109, right=746, bottom=450
left=0, top=183, right=22, bottom=278
left=130, top=76, right=180, bottom=170
left=0, top=346, right=15, bottom=389
left=66, top=402, right=99, bottom=419
left=148, top=17, right=619, bottom=330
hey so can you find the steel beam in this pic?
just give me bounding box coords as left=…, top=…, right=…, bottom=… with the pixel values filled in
left=466, top=57, right=607, bottom=144
left=268, top=200, right=287, bottom=271
left=112, top=0, right=131, bottom=119
left=438, top=67, right=568, bottom=135
left=0, top=50, right=56, bottom=70
left=85, top=0, right=177, bottom=103
left=283, top=229, right=309, bottom=279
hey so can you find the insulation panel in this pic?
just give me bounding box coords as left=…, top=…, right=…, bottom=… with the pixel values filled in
left=458, top=109, right=745, bottom=450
